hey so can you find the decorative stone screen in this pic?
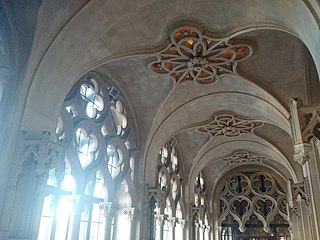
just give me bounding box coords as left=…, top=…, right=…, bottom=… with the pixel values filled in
left=218, top=171, right=290, bottom=239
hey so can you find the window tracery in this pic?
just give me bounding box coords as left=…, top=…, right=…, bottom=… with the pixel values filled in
left=149, top=139, right=184, bottom=240
left=218, top=171, right=290, bottom=239
left=149, top=25, right=253, bottom=85
left=38, top=73, right=136, bottom=240
left=192, top=172, right=210, bottom=240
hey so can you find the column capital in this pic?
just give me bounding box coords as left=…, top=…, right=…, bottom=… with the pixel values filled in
left=167, top=217, right=176, bottom=227
left=99, top=201, right=115, bottom=218
left=154, top=213, right=166, bottom=226
left=19, top=131, right=64, bottom=174
left=176, top=218, right=186, bottom=226
left=121, top=207, right=135, bottom=221
left=293, top=143, right=312, bottom=165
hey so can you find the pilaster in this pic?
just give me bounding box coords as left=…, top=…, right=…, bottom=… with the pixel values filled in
left=289, top=98, right=320, bottom=239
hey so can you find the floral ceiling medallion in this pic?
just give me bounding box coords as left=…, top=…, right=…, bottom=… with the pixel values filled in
left=197, top=112, right=263, bottom=138
left=149, top=26, right=253, bottom=84
left=222, top=151, right=266, bottom=165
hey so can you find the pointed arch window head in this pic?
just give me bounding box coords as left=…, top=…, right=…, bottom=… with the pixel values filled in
left=38, top=72, right=137, bottom=240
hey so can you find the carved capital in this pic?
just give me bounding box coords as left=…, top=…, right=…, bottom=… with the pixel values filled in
left=154, top=213, right=166, bottom=226
left=99, top=202, right=114, bottom=218
left=122, top=207, right=135, bottom=221
left=167, top=217, right=177, bottom=227
left=177, top=218, right=186, bottom=226
left=291, top=181, right=309, bottom=205
left=293, top=143, right=311, bottom=165
left=21, top=131, right=64, bottom=175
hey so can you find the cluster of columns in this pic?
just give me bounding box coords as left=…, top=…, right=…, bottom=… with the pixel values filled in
left=154, top=213, right=185, bottom=240
left=289, top=98, right=320, bottom=240
left=192, top=206, right=211, bottom=240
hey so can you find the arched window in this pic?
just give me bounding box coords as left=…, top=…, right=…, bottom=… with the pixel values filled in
left=151, top=139, right=184, bottom=240
left=38, top=73, right=136, bottom=240
left=218, top=171, right=290, bottom=239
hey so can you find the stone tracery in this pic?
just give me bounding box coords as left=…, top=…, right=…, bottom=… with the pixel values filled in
left=218, top=172, right=289, bottom=234
left=197, top=112, right=263, bottom=138
left=149, top=26, right=253, bottom=84
left=222, top=151, right=266, bottom=165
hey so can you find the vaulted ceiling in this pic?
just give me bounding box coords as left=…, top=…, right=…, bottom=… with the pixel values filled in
left=12, top=0, right=320, bottom=201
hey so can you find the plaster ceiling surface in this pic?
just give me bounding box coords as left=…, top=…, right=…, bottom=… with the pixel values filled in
left=236, top=30, right=320, bottom=106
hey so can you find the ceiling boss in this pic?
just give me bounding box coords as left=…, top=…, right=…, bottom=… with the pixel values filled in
left=149, top=26, right=253, bottom=84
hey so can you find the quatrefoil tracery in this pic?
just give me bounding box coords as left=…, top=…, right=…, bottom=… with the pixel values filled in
left=149, top=26, right=253, bottom=84
left=218, top=172, right=289, bottom=232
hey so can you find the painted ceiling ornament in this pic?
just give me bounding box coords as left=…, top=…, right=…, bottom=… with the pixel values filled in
left=197, top=112, right=263, bottom=138
left=222, top=151, right=266, bottom=165
left=149, top=25, right=253, bottom=84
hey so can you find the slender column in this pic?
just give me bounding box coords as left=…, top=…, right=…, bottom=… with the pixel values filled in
left=289, top=99, right=320, bottom=239
left=176, top=219, right=185, bottom=240
left=199, top=222, right=205, bottom=240
left=100, top=202, right=115, bottom=240
left=168, top=217, right=176, bottom=240
left=154, top=213, right=165, bottom=240
left=204, top=226, right=210, bottom=240
left=289, top=180, right=314, bottom=240
left=69, top=195, right=86, bottom=240
left=303, top=137, right=320, bottom=239
left=298, top=196, right=314, bottom=240
left=195, top=222, right=200, bottom=240
left=115, top=207, right=135, bottom=240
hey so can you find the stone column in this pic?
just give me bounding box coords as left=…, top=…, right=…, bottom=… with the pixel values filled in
left=154, top=213, right=165, bottom=240
left=176, top=219, right=185, bottom=240
left=168, top=217, right=176, bottom=240
left=100, top=202, right=115, bottom=240
left=119, top=207, right=135, bottom=240
left=289, top=98, right=320, bottom=239
left=204, top=226, right=210, bottom=240
left=303, top=137, right=320, bottom=239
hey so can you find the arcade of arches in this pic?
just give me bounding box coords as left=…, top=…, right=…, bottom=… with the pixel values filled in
left=0, top=1, right=320, bottom=240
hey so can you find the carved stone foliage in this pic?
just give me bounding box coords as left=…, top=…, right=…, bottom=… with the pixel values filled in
left=291, top=181, right=309, bottom=204
left=149, top=26, right=253, bottom=84
left=20, top=132, right=64, bottom=175
left=219, top=172, right=289, bottom=233
left=222, top=151, right=265, bottom=165
left=197, top=112, right=263, bottom=138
